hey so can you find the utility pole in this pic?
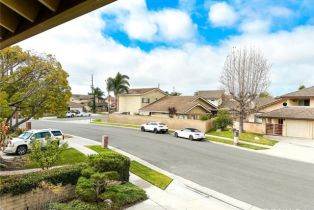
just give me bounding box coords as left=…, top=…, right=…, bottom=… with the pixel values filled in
left=91, top=74, right=96, bottom=113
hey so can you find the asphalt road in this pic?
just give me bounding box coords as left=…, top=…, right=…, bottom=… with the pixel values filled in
left=31, top=119, right=314, bottom=209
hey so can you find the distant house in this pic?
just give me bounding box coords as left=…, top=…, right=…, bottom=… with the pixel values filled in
left=68, top=101, right=84, bottom=112
left=70, top=94, right=107, bottom=112
left=194, top=90, right=224, bottom=107
left=139, top=96, right=217, bottom=120
left=259, top=86, right=314, bottom=139
left=118, top=88, right=167, bottom=115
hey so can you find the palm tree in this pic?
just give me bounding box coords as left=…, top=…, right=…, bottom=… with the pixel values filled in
left=93, top=87, right=104, bottom=98
left=107, top=72, right=130, bottom=111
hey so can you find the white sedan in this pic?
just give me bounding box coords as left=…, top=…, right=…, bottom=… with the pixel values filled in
left=174, top=128, right=205, bottom=140
left=77, top=112, right=91, bottom=117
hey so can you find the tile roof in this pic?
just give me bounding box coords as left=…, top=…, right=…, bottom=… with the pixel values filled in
left=281, top=86, right=314, bottom=98
left=121, top=88, right=161, bottom=95
left=259, top=107, right=314, bottom=120
left=194, top=90, right=225, bottom=99
left=72, top=94, right=92, bottom=100
left=220, top=97, right=281, bottom=110
left=68, top=102, right=84, bottom=108
left=139, top=96, right=216, bottom=113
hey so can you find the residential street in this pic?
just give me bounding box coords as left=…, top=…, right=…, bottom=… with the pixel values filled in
left=31, top=119, right=314, bottom=210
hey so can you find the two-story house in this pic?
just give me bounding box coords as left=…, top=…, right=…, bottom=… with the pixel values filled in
left=118, top=88, right=167, bottom=115
left=259, top=86, right=314, bottom=139
left=194, top=90, right=224, bottom=107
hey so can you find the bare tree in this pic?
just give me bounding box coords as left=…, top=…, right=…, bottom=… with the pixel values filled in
left=221, top=47, right=270, bottom=133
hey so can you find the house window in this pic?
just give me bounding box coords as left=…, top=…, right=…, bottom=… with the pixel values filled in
left=254, top=115, right=262, bottom=124
left=298, top=99, right=310, bottom=106
left=142, top=98, right=150, bottom=103
left=278, top=119, right=284, bottom=124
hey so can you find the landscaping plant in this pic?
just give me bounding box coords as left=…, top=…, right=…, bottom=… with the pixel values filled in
left=213, top=110, right=233, bottom=131
left=29, top=138, right=68, bottom=170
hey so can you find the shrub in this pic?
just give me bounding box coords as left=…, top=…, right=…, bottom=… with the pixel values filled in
left=200, top=114, right=211, bottom=121
left=93, top=118, right=103, bottom=123
left=48, top=199, right=110, bottom=210
left=0, top=165, right=82, bottom=195
left=81, top=166, right=96, bottom=178
left=29, top=138, right=68, bottom=169
left=101, top=182, right=147, bottom=208
left=76, top=171, right=120, bottom=202
left=75, top=177, right=97, bottom=202
left=88, top=152, right=130, bottom=182
left=213, top=110, right=233, bottom=130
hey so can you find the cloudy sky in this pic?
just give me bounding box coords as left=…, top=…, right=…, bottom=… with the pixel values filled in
left=19, top=0, right=314, bottom=96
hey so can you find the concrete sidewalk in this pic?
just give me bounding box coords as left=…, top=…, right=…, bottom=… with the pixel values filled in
left=258, top=135, right=314, bottom=164
left=67, top=135, right=261, bottom=210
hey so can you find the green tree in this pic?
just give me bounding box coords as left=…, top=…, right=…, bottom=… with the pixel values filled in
left=259, top=91, right=271, bottom=98
left=89, top=87, right=104, bottom=113
left=107, top=72, right=130, bottom=111
left=0, top=46, right=71, bottom=129
left=298, top=85, right=305, bottom=90
left=213, top=110, right=233, bottom=130
left=29, top=138, right=68, bottom=170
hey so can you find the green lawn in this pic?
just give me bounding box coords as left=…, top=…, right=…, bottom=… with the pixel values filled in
left=23, top=148, right=87, bottom=169
left=207, top=130, right=277, bottom=146
left=206, top=137, right=268, bottom=150
left=130, top=161, right=173, bottom=190
left=91, top=120, right=140, bottom=129
left=87, top=145, right=173, bottom=190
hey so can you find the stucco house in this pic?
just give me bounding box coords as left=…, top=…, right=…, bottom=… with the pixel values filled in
left=118, top=88, right=167, bottom=115
left=258, top=86, right=314, bottom=139
left=194, top=90, right=225, bottom=107
left=139, top=96, right=217, bottom=120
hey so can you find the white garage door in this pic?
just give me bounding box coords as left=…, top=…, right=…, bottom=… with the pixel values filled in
left=286, top=120, right=310, bottom=138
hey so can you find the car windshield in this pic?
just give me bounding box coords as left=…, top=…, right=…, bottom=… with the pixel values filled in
left=188, top=128, right=201, bottom=132
left=18, top=132, right=33, bottom=140
left=51, top=130, right=62, bottom=136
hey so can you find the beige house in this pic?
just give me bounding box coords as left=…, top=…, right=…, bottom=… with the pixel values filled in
left=194, top=90, right=224, bottom=107
left=118, top=88, right=167, bottom=115
left=258, top=86, right=314, bottom=139
left=139, top=96, right=217, bottom=120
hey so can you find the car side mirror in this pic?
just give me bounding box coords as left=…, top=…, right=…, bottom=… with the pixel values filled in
left=30, top=136, right=35, bottom=140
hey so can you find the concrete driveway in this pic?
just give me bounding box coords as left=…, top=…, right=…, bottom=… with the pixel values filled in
left=260, top=135, right=314, bottom=164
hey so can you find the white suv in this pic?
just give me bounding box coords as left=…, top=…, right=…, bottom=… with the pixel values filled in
left=141, top=122, right=168, bottom=134
left=4, top=129, right=64, bottom=155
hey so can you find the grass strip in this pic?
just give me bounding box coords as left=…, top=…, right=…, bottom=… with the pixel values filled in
left=87, top=145, right=173, bottom=190
left=206, top=137, right=268, bottom=150
left=23, top=148, right=87, bottom=169
left=91, top=121, right=140, bottom=129
left=130, top=160, right=173, bottom=190
left=207, top=131, right=277, bottom=146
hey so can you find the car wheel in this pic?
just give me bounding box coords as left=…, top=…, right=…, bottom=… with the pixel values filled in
left=189, top=135, right=194, bottom=141
left=154, top=128, right=158, bottom=133
left=141, top=126, right=145, bottom=132
left=16, top=145, right=27, bottom=155
left=174, top=132, right=178, bottom=138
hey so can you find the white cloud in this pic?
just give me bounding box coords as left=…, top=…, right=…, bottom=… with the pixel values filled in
left=208, top=2, right=238, bottom=27
left=268, top=6, right=293, bottom=18
left=240, top=19, right=271, bottom=34
left=17, top=3, right=314, bottom=97
left=103, top=0, right=196, bottom=43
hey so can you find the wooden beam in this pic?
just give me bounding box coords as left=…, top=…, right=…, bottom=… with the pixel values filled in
left=38, top=0, right=60, bottom=12
left=0, top=0, right=40, bottom=22
left=0, top=0, right=116, bottom=49
left=0, top=4, right=20, bottom=32
left=0, top=27, right=8, bottom=39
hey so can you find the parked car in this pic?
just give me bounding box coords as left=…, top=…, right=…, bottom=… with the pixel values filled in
left=4, top=129, right=64, bottom=155
left=141, top=122, right=168, bottom=134
left=65, top=111, right=76, bottom=118
left=76, top=111, right=91, bottom=117
left=174, top=128, right=205, bottom=140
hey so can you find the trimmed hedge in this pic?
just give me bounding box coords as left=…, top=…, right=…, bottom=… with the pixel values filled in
left=48, top=199, right=110, bottom=210
left=101, top=182, right=147, bottom=208
left=0, top=165, right=83, bottom=195
left=87, top=152, right=130, bottom=182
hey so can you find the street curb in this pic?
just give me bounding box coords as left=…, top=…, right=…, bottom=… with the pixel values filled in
left=69, top=135, right=262, bottom=210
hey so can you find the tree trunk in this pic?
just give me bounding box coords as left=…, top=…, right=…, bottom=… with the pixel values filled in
left=239, top=110, right=244, bottom=134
